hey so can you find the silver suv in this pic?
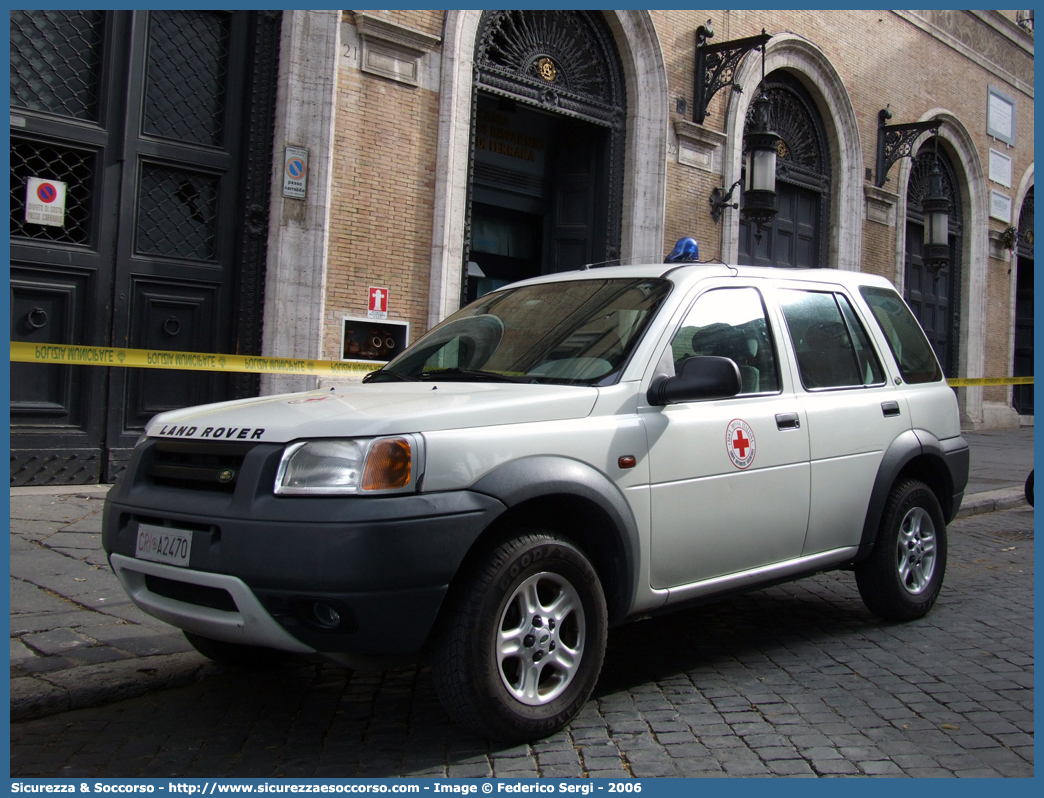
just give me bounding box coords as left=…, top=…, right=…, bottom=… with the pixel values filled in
left=103, top=261, right=968, bottom=741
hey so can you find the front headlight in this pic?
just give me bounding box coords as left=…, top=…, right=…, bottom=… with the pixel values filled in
left=274, top=435, right=421, bottom=495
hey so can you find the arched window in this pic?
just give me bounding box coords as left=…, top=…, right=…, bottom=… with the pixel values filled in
left=738, top=71, right=831, bottom=268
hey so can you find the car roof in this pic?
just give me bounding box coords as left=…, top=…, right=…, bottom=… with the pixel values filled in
left=502, top=262, right=897, bottom=293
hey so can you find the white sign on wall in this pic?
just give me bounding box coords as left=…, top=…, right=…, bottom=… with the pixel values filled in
left=282, top=146, right=308, bottom=199
left=990, top=190, right=1012, bottom=224
left=25, top=177, right=67, bottom=227
left=988, top=149, right=1012, bottom=188
left=987, top=86, right=1015, bottom=145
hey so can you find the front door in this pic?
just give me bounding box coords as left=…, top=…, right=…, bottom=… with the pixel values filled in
left=550, top=122, right=608, bottom=273
left=10, top=10, right=279, bottom=484
left=904, top=220, right=956, bottom=376
left=903, top=145, right=962, bottom=378
left=644, top=285, right=810, bottom=588
left=1012, top=252, right=1033, bottom=415
left=1012, top=189, right=1033, bottom=416
left=739, top=182, right=820, bottom=267
left=467, top=97, right=612, bottom=301
left=737, top=71, right=831, bottom=269
left=467, top=10, right=625, bottom=303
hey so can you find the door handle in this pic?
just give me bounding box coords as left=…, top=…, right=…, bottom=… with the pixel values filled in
left=881, top=401, right=901, bottom=417
left=775, top=412, right=801, bottom=430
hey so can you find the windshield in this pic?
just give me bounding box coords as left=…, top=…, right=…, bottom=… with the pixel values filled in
left=365, top=278, right=672, bottom=386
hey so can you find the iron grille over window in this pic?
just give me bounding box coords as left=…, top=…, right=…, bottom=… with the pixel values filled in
left=744, top=73, right=831, bottom=193
left=10, top=139, right=95, bottom=245
left=143, top=11, right=231, bottom=147
left=10, top=10, right=103, bottom=121
left=136, top=164, right=219, bottom=260
left=475, top=10, right=625, bottom=127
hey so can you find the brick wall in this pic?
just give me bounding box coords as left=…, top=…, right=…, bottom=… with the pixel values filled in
left=323, top=10, right=1032, bottom=409
left=652, top=10, right=1033, bottom=401
left=323, top=11, right=445, bottom=362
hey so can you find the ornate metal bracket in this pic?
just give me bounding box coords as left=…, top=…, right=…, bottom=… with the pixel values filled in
left=875, top=107, right=939, bottom=188
left=693, top=21, right=771, bottom=125
left=710, top=180, right=742, bottom=223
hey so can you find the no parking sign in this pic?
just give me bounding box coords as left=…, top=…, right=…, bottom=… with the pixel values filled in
left=282, top=146, right=308, bottom=199
left=25, top=177, right=67, bottom=227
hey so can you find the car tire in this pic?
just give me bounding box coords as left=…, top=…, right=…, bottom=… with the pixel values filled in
left=184, top=632, right=291, bottom=669
left=855, top=479, right=947, bottom=621
left=431, top=531, right=608, bottom=742
left=1025, top=470, right=1033, bottom=507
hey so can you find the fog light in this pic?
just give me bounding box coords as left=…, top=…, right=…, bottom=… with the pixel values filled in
left=312, top=602, right=341, bottom=629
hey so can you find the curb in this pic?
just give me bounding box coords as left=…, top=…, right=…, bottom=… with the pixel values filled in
left=10, top=484, right=111, bottom=497
left=11, top=652, right=222, bottom=722
left=955, top=487, right=1028, bottom=518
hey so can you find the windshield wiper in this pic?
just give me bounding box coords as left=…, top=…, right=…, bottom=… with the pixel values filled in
left=363, top=369, right=419, bottom=383
left=418, top=368, right=528, bottom=383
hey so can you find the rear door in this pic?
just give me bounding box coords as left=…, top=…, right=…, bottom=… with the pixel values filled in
left=773, top=285, right=912, bottom=555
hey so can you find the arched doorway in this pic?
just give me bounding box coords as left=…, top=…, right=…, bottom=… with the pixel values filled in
left=1012, top=187, right=1034, bottom=416
left=738, top=71, right=831, bottom=268
left=903, top=143, right=963, bottom=378
left=465, top=11, right=626, bottom=302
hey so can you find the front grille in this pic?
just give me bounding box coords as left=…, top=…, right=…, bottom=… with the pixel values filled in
left=147, top=439, right=254, bottom=492
left=145, top=573, right=237, bottom=612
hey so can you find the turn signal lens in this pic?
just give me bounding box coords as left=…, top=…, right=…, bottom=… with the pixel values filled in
left=362, top=437, right=412, bottom=491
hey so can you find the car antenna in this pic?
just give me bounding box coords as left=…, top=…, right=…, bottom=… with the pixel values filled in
left=582, top=253, right=662, bottom=270
left=698, top=257, right=738, bottom=276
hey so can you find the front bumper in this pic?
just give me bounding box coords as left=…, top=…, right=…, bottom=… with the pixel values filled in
left=103, top=440, right=505, bottom=655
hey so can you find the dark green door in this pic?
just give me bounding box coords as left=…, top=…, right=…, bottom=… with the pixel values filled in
left=10, top=10, right=280, bottom=485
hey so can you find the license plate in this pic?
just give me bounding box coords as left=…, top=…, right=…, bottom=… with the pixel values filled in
left=135, top=523, right=192, bottom=567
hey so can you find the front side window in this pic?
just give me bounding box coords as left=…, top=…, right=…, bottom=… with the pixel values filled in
left=667, top=287, right=780, bottom=395
left=859, top=286, right=944, bottom=384
left=779, top=290, right=885, bottom=390
left=366, top=278, right=671, bottom=386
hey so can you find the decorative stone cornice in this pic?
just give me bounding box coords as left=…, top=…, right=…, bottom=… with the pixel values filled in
left=988, top=229, right=1009, bottom=261
left=353, top=12, right=441, bottom=87
left=673, top=119, right=726, bottom=174
left=864, top=183, right=899, bottom=227
left=896, top=10, right=1033, bottom=97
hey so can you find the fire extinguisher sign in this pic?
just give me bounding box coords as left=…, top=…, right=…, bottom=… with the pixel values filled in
left=368, top=286, right=389, bottom=320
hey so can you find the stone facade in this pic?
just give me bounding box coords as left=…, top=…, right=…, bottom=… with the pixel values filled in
left=268, top=10, right=1034, bottom=429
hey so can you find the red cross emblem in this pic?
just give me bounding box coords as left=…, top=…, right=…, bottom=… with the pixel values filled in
left=726, top=419, right=756, bottom=469
left=732, top=429, right=750, bottom=458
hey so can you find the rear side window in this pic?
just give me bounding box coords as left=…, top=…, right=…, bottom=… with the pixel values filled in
left=859, top=286, right=944, bottom=384
left=779, top=290, right=885, bottom=390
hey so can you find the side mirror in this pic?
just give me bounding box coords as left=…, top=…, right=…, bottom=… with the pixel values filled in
left=647, top=356, right=741, bottom=406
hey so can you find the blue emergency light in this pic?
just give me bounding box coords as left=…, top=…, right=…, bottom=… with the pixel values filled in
left=664, top=237, right=698, bottom=263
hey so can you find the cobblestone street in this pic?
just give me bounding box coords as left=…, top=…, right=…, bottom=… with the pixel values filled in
left=11, top=505, right=1033, bottom=778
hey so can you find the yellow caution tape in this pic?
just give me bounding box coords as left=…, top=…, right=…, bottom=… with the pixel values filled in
left=947, top=376, right=1034, bottom=387
left=10, top=341, right=380, bottom=376
left=9, top=342, right=1036, bottom=386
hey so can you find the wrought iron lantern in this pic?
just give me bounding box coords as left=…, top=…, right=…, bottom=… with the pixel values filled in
left=741, top=88, right=780, bottom=236
left=708, top=39, right=779, bottom=237
left=921, top=142, right=950, bottom=275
